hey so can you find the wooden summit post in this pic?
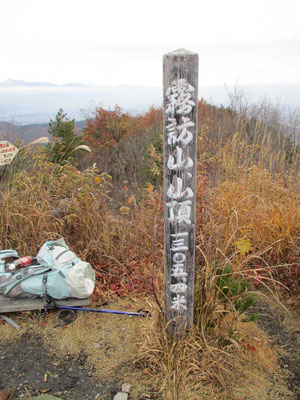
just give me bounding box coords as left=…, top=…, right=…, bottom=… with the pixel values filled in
left=163, top=49, right=198, bottom=336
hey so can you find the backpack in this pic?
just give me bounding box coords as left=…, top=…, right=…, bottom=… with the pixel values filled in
left=0, top=238, right=95, bottom=300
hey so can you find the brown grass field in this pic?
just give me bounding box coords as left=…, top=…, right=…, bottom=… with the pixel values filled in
left=0, top=97, right=299, bottom=399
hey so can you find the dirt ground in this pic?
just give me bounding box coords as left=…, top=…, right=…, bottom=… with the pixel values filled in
left=0, top=334, right=117, bottom=400
left=0, top=297, right=299, bottom=400
left=0, top=297, right=154, bottom=400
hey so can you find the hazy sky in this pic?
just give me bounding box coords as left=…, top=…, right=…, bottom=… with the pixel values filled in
left=1, top=0, right=300, bottom=87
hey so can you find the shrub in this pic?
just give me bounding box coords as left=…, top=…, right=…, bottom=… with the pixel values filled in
left=46, top=109, right=89, bottom=164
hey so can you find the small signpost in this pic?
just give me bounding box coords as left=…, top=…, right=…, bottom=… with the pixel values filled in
left=0, top=141, right=19, bottom=166
left=163, top=49, right=198, bottom=336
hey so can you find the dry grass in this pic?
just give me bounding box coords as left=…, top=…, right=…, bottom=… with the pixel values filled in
left=0, top=297, right=294, bottom=400
left=206, top=167, right=300, bottom=260
left=0, top=298, right=151, bottom=392
left=195, top=165, right=300, bottom=298
left=0, top=148, right=164, bottom=272
left=43, top=297, right=148, bottom=379
left=135, top=304, right=295, bottom=400
left=0, top=100, right=299, bottom=398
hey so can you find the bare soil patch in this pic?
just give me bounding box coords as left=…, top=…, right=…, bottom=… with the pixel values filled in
left=0, top=334, right=117, bottom=400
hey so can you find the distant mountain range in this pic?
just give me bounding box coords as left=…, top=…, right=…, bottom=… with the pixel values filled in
left=0, top=79, right=162, bottom=124
left=0, top=79, right=299, bottom=125
left=0, top=79, right=89, bottom=89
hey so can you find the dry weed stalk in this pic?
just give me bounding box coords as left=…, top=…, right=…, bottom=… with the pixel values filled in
left=135, top=300, right=285, bottom=400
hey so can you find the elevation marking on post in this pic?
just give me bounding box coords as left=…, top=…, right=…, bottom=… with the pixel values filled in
left=163, top=48, right=198, bottom=335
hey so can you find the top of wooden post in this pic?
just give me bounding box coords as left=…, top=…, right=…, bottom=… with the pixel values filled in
left=164, top=48, right=197, bottom=57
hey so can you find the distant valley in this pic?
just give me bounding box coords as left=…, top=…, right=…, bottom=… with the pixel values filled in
left=0, top=79, right=162, bottom=125
left=0, top=79, right=299, bottom=144
left=1, top=79, right=300, bottom=126
left=0, top=120, right=86, bottom=144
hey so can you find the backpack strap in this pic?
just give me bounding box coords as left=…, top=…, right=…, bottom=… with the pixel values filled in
left=0, top=266, right=52, bottom=296
left=42, top=274, right=56, bottom=309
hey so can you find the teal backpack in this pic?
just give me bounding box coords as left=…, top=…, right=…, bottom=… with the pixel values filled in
left=0, top=238, right=95, bottom=300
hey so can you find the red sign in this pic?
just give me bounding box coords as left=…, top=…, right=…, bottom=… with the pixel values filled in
left=0, top=141, right=19, bottom=166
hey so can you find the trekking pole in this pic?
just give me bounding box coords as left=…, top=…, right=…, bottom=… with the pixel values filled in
left=56, top=305, right=150, bottom=317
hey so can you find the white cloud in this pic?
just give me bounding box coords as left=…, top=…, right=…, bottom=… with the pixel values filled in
left=0, top=0, right=299, bottom=86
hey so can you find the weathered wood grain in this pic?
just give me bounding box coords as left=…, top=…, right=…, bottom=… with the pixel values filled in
left=163, top=49, right=198, bottom=336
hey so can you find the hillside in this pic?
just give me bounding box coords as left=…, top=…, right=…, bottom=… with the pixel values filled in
left=0, top=120, right=86, bottom=144
left=0, top=101, right=299, bottom=400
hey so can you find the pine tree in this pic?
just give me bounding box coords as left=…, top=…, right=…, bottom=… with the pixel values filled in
left=47, top=109, right=89, bottom=164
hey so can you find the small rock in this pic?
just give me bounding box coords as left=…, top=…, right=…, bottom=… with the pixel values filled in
left=113, top=384, right=131, bottom=400
left=121, top=383, right=131, bottom=393
left=113, top=393, right=128, bottom=400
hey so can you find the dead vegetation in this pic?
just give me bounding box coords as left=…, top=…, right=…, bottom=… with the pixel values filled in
left=136, top=306, right=295, bottom=400
left=0, top=297, right=296, bottom=400
left=0, top=97, right=299, bottom=399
